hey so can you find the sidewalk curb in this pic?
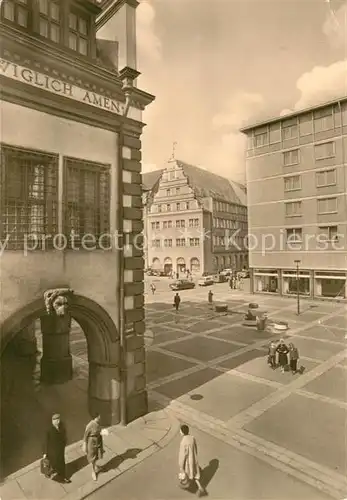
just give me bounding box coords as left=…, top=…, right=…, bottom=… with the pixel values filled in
left=0, top=410, right=180, bottom=500
left=150, top=391, right=347, bottom=500
left=63, top=410, right=180, bottom=500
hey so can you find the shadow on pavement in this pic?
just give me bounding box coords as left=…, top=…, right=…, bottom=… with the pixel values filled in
left=66, top=455, right=88, bottom=478
left=101, top=448, right=142, bottom=473
left=201, top=458, right=219, bottom=488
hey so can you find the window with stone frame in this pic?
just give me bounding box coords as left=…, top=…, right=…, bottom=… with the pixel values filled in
left=0, top=144, right=58, bottom=250
left=38, top=0, right=60, bottom=43
left=68, top=7, right=90, bottom=56
left=64, top=158, right=110, bottom=249
left=1, top=0, right=29, bottom=28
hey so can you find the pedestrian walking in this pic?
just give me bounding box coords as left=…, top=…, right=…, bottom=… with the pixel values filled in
left=208, top=290, right=213, bottom=307
left=83, top=415, right=104, bottom=481
left=173, top=292, right=181, bottom=312
left=239, top=276, right=244, bottom=290
left=229, top=277, right=233, bottom=290
left=150, top=283, right=156, bottom=294
left=232, top=275, right=237, bottom=289
left=43, top=413, right=70, bottom=483
left=178, top=424, right=205, bottom=497
left=289, top=343, right=299, bottom=374
left=267, top=341, right=277, bottom=369
left=276, top=339, right=289, bottom=373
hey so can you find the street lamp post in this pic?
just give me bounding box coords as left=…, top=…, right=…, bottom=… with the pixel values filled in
left=294, top=260, right=301, bottom=315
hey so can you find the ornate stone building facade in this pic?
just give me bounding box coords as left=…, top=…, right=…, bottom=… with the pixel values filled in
left=0, top=0, right=154, bottom=424
left=143, top=159, right=248, bottom=275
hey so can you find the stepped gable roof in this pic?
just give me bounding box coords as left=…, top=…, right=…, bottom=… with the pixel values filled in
left=177, top=161, right=247, bottom=206
left=142, top=169, right=164, bottom=191
left=142, top=161, right=246, bottom=206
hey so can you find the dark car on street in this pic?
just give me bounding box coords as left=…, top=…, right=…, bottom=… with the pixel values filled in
left=169, top=279, right=196, bottom=291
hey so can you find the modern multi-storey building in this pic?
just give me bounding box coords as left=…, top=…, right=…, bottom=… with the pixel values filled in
left=241, top=97, right=347, bottom=300
left=143, top=159, right=248, bottom=276
left=0, top=0, right=154, bottom=424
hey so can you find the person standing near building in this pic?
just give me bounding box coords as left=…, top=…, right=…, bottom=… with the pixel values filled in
left=174, top=293, right=181, bottom=312
left=289, top=343, right=299, bottom=374
left=267, top=341, right=277, bottom=369
left=83, top=415, right=104, bottom=481
left=150, top=282, right=156, bottom=295
left=276, top=339, right=289, bottom=373
left=208, top=290, right=213, bottom=308
left=44, top=413, right=70, bottom=483
left=178, top=424, right=205, bottom=497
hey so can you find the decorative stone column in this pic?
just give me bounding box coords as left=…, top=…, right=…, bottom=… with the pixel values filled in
left=88, top=363, right=121, bottom=426
left=40, top=288, right=74, bottom=384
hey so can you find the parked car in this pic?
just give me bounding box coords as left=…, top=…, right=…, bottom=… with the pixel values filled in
left=213, top=274, right=227, bottom=283
left=220, top=268, right=233, bottom=277
left=238, top=269, right=250, bottom=278
left=169, top=279, right=196, bottom=291
left=198, top=276, right=214, bottom=286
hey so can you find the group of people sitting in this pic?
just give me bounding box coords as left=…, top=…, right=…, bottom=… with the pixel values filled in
left=267, top=339, right=300, bottom=374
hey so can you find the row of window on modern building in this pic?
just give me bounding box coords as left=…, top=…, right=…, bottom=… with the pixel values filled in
left=284, top=197, right=339, bottom=217
left=284, top=168, right=337, bottom=191
left=2, top=0, right=92, bottom=57
left=248, top=105, right=346, bottom=149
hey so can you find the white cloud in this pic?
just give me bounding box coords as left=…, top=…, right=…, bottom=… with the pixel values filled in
left=294, top=60, right=347, bottom=109
left=280, top=108, right=293, bottom=116
left=280, top=2, right=347, bottom=114
left=213, top=92, right=264, bottom=130
left=137, top=1, right=161, bottom=63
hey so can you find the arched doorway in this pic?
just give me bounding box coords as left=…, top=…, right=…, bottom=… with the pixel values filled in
left=190, top=258, right=200, bottom=274
left=0, top=294, right=119, bottom=478
left=152, top=257, right=161, bottom=270
left=176, top=257, right=186, bottom=275
left=164, top=257, right=172, bottom=276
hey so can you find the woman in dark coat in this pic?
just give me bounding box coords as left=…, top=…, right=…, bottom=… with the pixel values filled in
left=83, top=415, right=104, bottom=481
left=276, top=339, right=289, bottom=373
left=44, top=413, right=70, bottom=482
left=289, top=343, right=299, bottom=374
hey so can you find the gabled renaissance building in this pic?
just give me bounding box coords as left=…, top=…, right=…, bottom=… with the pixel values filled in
left=241, top=97, right=347, bottom=300
left=143, top=159, right=248, bottom=276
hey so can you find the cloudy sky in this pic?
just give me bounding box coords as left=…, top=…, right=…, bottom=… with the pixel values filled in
left=136, top=0, right=347, bottom=182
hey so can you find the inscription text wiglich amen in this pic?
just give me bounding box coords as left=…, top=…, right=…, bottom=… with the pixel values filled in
left=0, top=59, right=125, bottom=115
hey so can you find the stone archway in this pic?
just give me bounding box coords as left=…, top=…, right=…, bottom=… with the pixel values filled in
left=0, top=293, right=120, bottom=425
left=163, top=257, right=173, bottom=275
left=152, top=257, right=161, bottom=270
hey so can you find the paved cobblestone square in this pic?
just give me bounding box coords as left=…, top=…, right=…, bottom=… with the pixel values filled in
left=162, top=336, right=242, bottom=362
left=302, top=366, right=347, bottom=403
left=209, top=326, right=273, bottom=345
left=295, top=324, right=345, bottom=342
left=232, top=355, right=319, bottom=384
left=245, top=393, right=347, bottom=475
left=285, top=337, right=345, bottom=361
left=145, top=351, right=196, bottom=383
left=154, top=368, right=221, bottom=399
left=179, top=373, right=276, bottom=421
left=187, top=320, right=226, bottom=333
left=150, top=329, right=188, bottom=346
left=322, top=314, right=347, bottom=330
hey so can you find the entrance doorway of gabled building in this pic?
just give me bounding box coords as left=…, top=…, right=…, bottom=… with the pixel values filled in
left=0, top=294, right=120, bottom=479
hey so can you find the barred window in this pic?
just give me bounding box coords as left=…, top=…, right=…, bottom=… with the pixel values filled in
left=0, top=145, right=58, bottom=249
left=64, top=158, right=110, bottom=249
